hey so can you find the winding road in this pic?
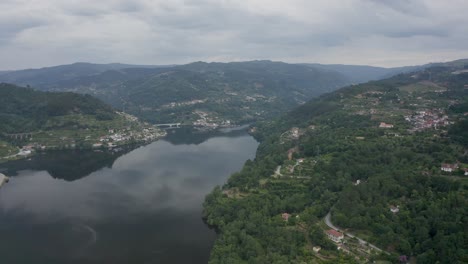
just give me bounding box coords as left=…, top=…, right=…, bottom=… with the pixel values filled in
left=324, top=212, right=388, bottom=254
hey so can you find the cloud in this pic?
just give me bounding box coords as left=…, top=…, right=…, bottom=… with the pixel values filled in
left=0, top=0, right=468, bottom=69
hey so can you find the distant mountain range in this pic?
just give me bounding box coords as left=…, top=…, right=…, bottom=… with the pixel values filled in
left=0, top=62, right=169, bottom=86
left=0, top=60, right=432, bottom=125
left=304, top=63, right=425, bottom=83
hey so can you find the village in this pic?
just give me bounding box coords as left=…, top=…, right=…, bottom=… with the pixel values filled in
left=404, top=108, right=452, bottom=132
left=0, top=113, right=166, bottom=161
left=160, top=99, right=207, bottom=109
left=192, top=110, right=233, bottom=129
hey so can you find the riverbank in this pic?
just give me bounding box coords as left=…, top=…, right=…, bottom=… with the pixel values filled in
left=0, top=127, right=166, bottom=163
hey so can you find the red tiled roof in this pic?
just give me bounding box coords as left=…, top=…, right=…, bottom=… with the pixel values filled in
left=442, top=163, right=458, bottom=169
left=326, top=229, right=343, bottom=238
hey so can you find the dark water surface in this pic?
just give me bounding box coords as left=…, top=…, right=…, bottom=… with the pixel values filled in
left=0, top=128, right=258, bottom=264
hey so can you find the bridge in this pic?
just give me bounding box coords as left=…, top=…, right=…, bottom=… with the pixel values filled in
left=2, top=132, right=35, bottom=140
left=154, top=123, right=181, bottom=128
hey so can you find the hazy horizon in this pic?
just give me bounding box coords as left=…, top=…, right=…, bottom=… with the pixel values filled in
left=1, top=0, right=468, bottom=70
left=2, top=57, right=468, bottom=72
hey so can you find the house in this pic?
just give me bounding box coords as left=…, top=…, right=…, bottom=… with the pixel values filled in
left=390, top=205, right=400, bottom=213
left=463, top=168, right=468, bottom=176
left=354, top=179, right=361, bottom=186
left=441, top=163, right=459, bottom=172
left=379, top=122, right=394, bottom=128
left=281, top=213, right=291, bottom=221
left=291, top=127, right=300, bottom=139
left=326, top=229, right=344, bottom=243
left=313, top=246, right=321, bottom=253
left=18, top=149, right=32, bottom=156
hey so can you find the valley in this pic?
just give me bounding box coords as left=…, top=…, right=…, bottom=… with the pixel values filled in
left=2, top=1, right=468, bottom=263
left=0, top=61, right=424, bottom=127
left=0, top=59, right=466, bottom=264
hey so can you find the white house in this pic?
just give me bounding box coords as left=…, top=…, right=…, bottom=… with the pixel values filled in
left=326, top=229, right=344, bottom=243
left=390, top=205, right=400, bottom=213
left=379, top=122, right=394, bottom=128
left=441, top=163, right=458, bottom=172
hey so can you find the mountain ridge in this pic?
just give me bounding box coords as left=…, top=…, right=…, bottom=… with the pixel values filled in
left=1, top=59, right=460, bottom=130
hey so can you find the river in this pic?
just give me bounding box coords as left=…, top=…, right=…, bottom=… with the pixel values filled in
left=0, top=128, right=258, bottom=264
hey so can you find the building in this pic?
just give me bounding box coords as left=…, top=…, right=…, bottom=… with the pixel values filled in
left=379, top=122, right=394, bottom=128
left=441, top=163, right=458, bottom=172
left=313, top=246, right=321, bottom=253
left=390, top=205, right=400, bottom=213
left=326, top=229, right=344, bottom=243
left=463, top=168, right=468, bottom=176
left=291, top=127, right=300, bottom=139
left=281, top=213, right=291, bottom=221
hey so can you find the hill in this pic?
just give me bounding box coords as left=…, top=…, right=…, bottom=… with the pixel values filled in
left=0, top=61, right=425, bottom=126
left=305, top=63, right=425, bottom=83
left=0, top=83, right=164, bottom=161
left=0, top=62, right=166, bottom=87
left=203, top=61, right=468, bottom=263
left=0, top=83, right=117, bottom=133
left=0, top=61, right=352, bottom=125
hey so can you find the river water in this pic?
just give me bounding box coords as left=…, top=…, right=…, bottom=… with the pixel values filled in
left=0, top=128, right=258, bottom=264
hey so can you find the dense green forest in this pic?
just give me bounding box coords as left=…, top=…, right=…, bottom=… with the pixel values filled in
left=1, top=61, right=436, bottom=126
left=0, top=84, right=163, bottom=160
left=1, top=61, right=413, bottom=125
left=0, top=83, right=116, bottom=133
left=203, top=62, right=468, bottom=263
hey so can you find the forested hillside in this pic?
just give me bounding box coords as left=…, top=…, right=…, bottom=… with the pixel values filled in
left=0, top=61, right=423, bottom=126
left=0, top=84, right=164, bottom=160
left=0, top=62, right=163, bottom=87
left=0, top=83, right=116, bottom=133
left=0, top=61, right=351, bottom=125
left=203, top=62, right=468, bottom=263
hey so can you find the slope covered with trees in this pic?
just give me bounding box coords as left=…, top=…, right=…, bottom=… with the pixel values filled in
left=0, top=61, right=424, bottom=126
left=0, top=83, right=164, bottom=160
left=203, top=62, right=468, bottom=263
left=0, top=83, right=116, bottom=133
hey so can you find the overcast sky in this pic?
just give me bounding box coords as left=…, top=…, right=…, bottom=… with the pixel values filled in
left=1, top=0, right=468, bottom=70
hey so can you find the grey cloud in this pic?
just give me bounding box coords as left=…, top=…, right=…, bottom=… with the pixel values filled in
left=0, top=0, right=467, bottom=69
left=368, top=0, right=428, bottom=14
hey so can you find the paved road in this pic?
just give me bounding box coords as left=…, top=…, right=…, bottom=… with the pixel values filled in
left=324, top=212, right=388, bottom=254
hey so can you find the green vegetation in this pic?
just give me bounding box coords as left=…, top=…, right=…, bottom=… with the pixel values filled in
left=0, top=83, right=164, bottom=161
left=1, top=61, right=354, bottom=125
left=203, top=63, right=468, bottom=263
left=0, top=83, right=116, bottom=133
left=76, top=61, right=353, bottom=125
